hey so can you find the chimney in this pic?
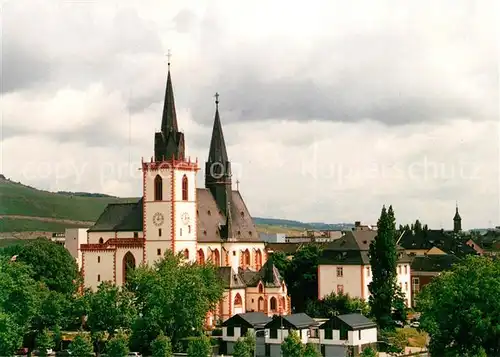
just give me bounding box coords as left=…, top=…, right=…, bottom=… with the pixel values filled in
left=355, top=221, right=361, bottom=227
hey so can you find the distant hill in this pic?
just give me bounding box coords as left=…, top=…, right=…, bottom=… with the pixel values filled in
left=0, top=175, right=350, bottom=234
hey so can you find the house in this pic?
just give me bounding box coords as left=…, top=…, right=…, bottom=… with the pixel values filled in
left=398, top=229, right=478, bottom=257
left=318, top=313, right=377, bottom=357
left=410, top=254, right=460, bottom=307
left=263, top=313, right=319, bottom=357
left=317, top=230, right=413, bottom=306
left=220, top=312, right=271, bottom=355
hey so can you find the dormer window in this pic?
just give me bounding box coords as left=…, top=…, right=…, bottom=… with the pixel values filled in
left=208, top=210, right=211, bottom=216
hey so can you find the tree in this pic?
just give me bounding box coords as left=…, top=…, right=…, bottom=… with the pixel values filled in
left=417, top=256, right=500, bottom=356
left=271, top=251, right=291, bottom=277
left=306, top=292, right=370, bottom=318
left=368, top=205, right=398, bottom=329
left=106, top=330, right=130, bottom=357
left=35, top=328, right=55, bottom=357
left=68, top=333, right=93, bottom=357
left=187, top=335, right=211, bottom=357
left=0, top=312, right=23, bottom=356
left=303, top=343, right=321, bottom=357
left=281, top=330, right=303, bottom=357
left=286, top=245, right=323, bottom=312
left=360, top=346, right=378, bottom=357
left=13, top=238, right=79, bottom=295
left=391, top=285, right=408, bottom=323
left=86, top=281, right=137, bottom=338
left=151, top=333, right=173, bottom=357
left=129, top=251, right=224, bottom=353
left=233, top=338, right=252, bottom=357
left=243, top=330, right=256, bottom=356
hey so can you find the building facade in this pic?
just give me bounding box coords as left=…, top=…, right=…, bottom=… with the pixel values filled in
left=79, top=62, right=290, bottom=324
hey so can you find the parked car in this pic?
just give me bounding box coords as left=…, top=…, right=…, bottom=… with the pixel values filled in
left=410, top=320, right=420, bottom=328
left=127, top=353, right=142, bottom=357
left=15, top=348, right=28, bottom=356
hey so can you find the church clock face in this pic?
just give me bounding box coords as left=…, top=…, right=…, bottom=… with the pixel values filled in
left=153, top=212, right=164, bottom=226
left=181, top=212, right=190, bottom=225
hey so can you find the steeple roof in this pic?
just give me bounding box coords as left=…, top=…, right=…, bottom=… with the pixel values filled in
left=454, top=204, right=461, bottom=221
left=208, top=93, right=229, bottom=163
left=161, top=68, right=178, bottom=134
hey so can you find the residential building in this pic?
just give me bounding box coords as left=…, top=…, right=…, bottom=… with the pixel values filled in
left=77, top=61, right=290, bottom=324
left=260, top=233, right=286, bottom=243
left=318, top=230, right=413, bottom=307
left=263, top=313, right=319, bottom=357
left=318, top=313, right=377, bottom=357
left=220, top=312, right=271, bottom=355
left=398, top=229, right=478, bottom=257
left=410, top=254, right=460, bottom=307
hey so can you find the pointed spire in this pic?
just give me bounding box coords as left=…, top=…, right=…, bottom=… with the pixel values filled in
left=454, top=202, right=461, bottom=221
left=161, top=50, right=178, bottom=134
left=208, top=92, right=229, bottom=163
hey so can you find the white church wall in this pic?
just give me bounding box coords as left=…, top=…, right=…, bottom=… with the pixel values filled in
left=88, top=231, right=114, bottom=244
left=83, top=250, right=115, bottom=290
left=115, top=247, right=143, bottom=286
left=222, top=242, right=266, bottom=272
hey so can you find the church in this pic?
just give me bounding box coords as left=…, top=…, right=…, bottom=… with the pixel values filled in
left=79, top=59, right=290, bottom=325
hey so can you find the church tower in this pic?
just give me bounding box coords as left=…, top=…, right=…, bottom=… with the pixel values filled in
left=142, top=54, right=198, bottom=262
left=453, top=203, right=462, bottom=233
left=205, top=93, right=233, bottom=239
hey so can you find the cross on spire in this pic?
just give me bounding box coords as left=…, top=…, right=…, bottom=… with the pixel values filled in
left=215, top=92, right=220, bottom=107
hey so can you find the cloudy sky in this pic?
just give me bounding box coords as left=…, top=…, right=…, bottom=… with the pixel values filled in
left=1, top=0, right=498, bottom=229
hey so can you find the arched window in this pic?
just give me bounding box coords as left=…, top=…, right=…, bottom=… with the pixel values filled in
left=123, top=251, right=136, bottom=285
left=99, top=237, right=104, bottom=244
left=243, top=249, right=250, bottom=267
left=212, top=249, right=220, bottom=267
left=258, top=297, right=265, bottom=312
left=182, top=175, right=188, bottom=201
left=270, top=297, right=277, bottom=311
left=234, top=293, right=242, bottom=307
left=154, top=175, right=163, bottom=201
left=255, top=249, right=263, bottom=270
left=183, top=249, right=189, bottom=260
left=197, top=249, right=205, bottom=264
left=258, top=283, right=264, bottom=294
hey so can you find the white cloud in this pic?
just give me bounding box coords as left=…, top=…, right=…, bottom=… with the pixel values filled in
left=1, top=0, right=498, bottom=229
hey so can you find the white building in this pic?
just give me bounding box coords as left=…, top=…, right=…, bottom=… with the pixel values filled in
left=79, top=62, right=290, bottom=325
left=318, top=230, right=412, bottom=307
left=64, top=228, right=88, bottom=269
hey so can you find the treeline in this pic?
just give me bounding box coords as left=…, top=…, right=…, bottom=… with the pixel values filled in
left=0, top=238, right=223, bottom=356
left=56, top=191, right=117, bottom=198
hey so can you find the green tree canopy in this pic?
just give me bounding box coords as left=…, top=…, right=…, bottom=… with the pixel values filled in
left=360, top=346, right=378, bottom=357
left=306, top=291, right=370, bottom=318
left=303, top=343, right=321, bottom=357
left=368, top=205, right=398, bottom=329
left=12, top=238, right=79, bottom=295
left=86, top=281, right=137, bottom=338
left=35, top=328, right=55, bottom=357
left=243, top=330, right=256, bottom=356
left=0, top=312, right=23, bottom=356
left=151, top=333, right=173, bottom=357
left=187, top=335, right=212, bottom=357
left=129, top=251, right=224, bottom=353
left=68, top=333, right=93, bottom=357
left=106, top=330, right=130, bottom=357
left=281, top=330, right=303, bottom=357
left=233, top=337, right=252, bottom=357
left=417, top=256, right=500, bottom=356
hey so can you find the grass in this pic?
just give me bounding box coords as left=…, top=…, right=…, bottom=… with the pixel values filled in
left=0, top=218, right=91, bottom=232
left=0, top=179, right=134, bottom=222
left=0, top=178, right=300, bottom=235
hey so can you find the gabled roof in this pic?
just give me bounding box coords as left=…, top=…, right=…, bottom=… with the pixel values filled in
left=217, top=267, right=246, bottom=289
left=222, top=312, right=271, bottom=328
left=411, top=254, right=460, bottom=273
left=399, top=229, right=477, bottom=257
left=265, top=313, right=318, bottom=329
left=88, top=189, right=260, bottom=243
left=319, top=313, right=376, bottom=330
left=240, top=259, right=284, bottom=288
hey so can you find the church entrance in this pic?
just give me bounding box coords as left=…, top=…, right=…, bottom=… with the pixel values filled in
left=123, top=251, right=136, bottom=285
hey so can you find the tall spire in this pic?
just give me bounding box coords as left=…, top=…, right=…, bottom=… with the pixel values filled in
left=208, top=92, right=229, bottom=163
left=453, top=202, right=462, bottom=233
left=161, top=50, right=178, bottom=133
left=154, top=50, right=185, bottom=161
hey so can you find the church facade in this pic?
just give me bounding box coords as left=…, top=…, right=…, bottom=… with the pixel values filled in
left=79, top=62, right=290, bottom=325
